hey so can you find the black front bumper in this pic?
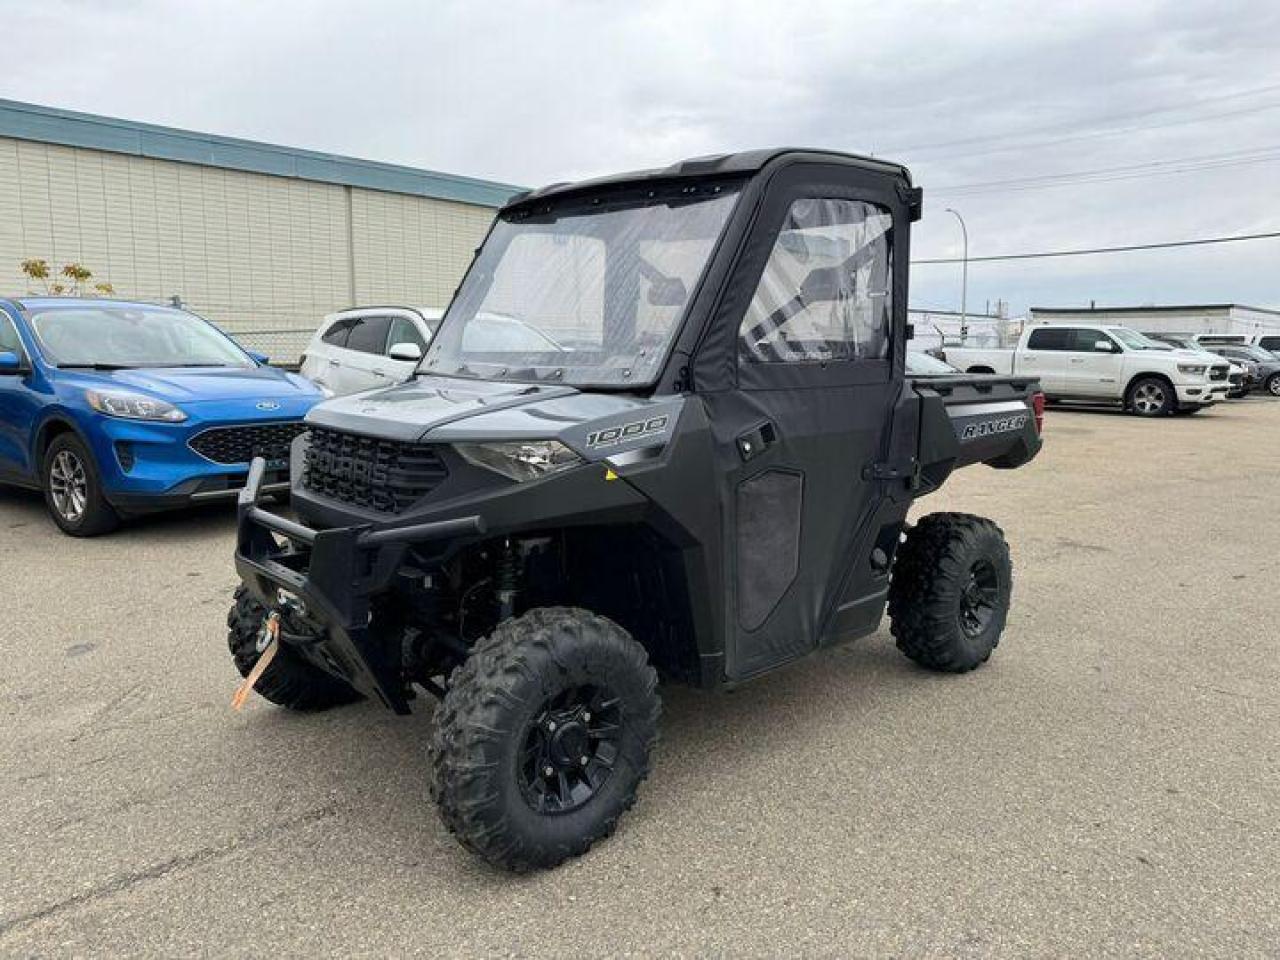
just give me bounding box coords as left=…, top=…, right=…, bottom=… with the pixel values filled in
left=234, top=457, right=484, bottom=713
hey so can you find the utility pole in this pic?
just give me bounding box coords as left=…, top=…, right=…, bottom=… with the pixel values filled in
left=945, top=208, right=968, bottom=342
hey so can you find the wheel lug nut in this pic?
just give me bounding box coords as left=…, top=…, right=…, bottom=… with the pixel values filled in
left=582, top=712, right=591, bottom=723
left=580, top=755, right=589, bottom=766
left=547, top=721, right=557, bottom=732
left=544, top=766, right=554, bottom=777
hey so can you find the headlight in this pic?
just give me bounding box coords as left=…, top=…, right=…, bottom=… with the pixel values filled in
left=455, top=440, right=583, bottom=482
left=1177, top=364, right=1207, bottom=375
left=85, top=389, right=187, bottom=422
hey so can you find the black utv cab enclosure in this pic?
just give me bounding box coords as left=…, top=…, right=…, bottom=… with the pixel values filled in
left=231, top=148, right=1044, bottom=871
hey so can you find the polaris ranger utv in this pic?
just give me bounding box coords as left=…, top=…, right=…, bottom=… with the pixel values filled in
left=229, top=148, right=1044, bottom=871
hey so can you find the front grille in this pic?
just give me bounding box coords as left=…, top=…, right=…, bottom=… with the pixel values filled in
left=189, top=421, right=308, bottom=465
left=302, top=427, right=448, bottom=514
left=1209, top=365, right=1229, bottom=381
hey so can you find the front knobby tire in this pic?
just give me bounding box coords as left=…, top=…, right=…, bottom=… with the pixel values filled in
left=888, top=513, right=1013, bottom=672
left=431, top=607, right=660, bottom=872
left=226, top=586, right=362, bottom=710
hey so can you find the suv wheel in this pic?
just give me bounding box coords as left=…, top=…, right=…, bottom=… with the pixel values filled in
left=431, top=607, right=660, bottom=872
left=43, top=433, right=119, bottom=536
left=1267, top=373, right=1280, bottom=397
left=226, top=586, right=362, bottom=710
left=1127, top=377, right=1174, bottom=416
left=888, top=513, right=1012, bottom=672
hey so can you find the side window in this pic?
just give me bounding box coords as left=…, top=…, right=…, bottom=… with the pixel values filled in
left=739, top=198, right=892, bottom=363
left=1257, top=336, right=1280, bottom=352
left=1026, top=328, right=1071, bottom=351
left=387, top=316, right=427, bottom=355
left=321, top=318, right=356, bottom=347
left=0, top=315, right=22, bottom=354
left=345, top=317, right=392, bottom=355
left=1069, top=329, right=1115, bottom=352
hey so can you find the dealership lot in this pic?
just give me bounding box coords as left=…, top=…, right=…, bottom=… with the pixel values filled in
left=2, top=400, right=1278, bottom=957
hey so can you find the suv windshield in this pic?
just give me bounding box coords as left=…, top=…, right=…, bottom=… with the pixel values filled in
left=30, top=305, right=252, bottom=368
left=423, top=182, right=742, bottom=386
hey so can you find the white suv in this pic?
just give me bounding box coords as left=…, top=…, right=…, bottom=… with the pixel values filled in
left=300, top=306, right=442, bottom=396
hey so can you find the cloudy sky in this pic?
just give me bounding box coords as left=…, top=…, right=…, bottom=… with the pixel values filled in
left=5, top=0, right=1280, bottom=315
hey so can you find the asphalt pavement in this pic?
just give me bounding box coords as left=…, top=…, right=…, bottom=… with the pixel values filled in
left=2, top=398, right=1277, bottom=958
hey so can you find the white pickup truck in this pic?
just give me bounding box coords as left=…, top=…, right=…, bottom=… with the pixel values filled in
left=940, top=323, right=1232, bottom=416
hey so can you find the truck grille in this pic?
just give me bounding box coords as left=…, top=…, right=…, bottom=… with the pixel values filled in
left=301, top=427, right=448, bottom=514
left=188, top=422, right=308, bottom=465
left=1209, top=365, right=1229, bottom=381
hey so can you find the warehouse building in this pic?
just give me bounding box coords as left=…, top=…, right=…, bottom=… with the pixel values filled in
left=1031, top=304, right=1280, bottom=339
left=0, top=99, right=522, bottom=358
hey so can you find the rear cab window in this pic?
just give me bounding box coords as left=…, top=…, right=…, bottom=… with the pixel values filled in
left=322, top=319, right=356, bottom=347
left=345, top=317, right=392, bottom=354
left=1025, top=327, right=1073, bottom=351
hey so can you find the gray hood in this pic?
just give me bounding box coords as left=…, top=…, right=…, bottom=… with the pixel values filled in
left=305, top=374, right=685, bottom=460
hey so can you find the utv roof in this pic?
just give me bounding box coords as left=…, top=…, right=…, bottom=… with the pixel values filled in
left=506, top=148, right=913, bottom=210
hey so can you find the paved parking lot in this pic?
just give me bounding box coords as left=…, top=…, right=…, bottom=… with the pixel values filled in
left=2, top=399, right=1278, bottom=958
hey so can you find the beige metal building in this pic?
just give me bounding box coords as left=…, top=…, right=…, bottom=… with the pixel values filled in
left=0, top=99, right=522, bottom=358
left=1031, top=304, right=1280, bottom=339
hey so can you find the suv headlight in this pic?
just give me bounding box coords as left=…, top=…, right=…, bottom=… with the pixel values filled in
left=1177, top=363, right=1207, bottom=375
left=85, top=389, right=187, bottom=422
left=455, top=440, right=583, bottom=482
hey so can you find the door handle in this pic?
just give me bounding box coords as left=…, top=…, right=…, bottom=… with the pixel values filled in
left=1069, top=358, right=1086, bottom=364
left=736, top=421, right=777, bottom=462
left=328, top=358, right=342, bottom=367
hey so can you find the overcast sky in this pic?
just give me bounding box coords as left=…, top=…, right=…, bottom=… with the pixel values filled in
left=5, top=0, right=1280, bottom=316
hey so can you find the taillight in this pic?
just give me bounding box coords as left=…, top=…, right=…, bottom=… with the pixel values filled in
left=1031, top=391, right=1045, bottom=435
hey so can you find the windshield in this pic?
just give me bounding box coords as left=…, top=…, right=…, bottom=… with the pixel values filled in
left=30, top=305, right=252, bottom=368
left=423, top=183, right=742, bottom=386
left=1110, top=328, right=1163, bottom=351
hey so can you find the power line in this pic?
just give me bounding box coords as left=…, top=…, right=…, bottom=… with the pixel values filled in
left=878, top=80, right=1280, bottom=155
left=932, top=144, right=1280, bottom=196
left=891, top=99, right=1280, bottom=163
left=912, top=230, right=1280, bottom=265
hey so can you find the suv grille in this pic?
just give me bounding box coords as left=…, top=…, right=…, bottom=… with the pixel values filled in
left=1209, top=365, right=1229, bottom=381
left=301, top=427, right=448, bottom=513
left=189, top=422, right=308, bottom=465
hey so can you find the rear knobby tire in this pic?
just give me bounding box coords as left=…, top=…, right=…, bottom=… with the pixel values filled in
left=226, top=585, right=362, bottom=710
left=888, top=513, right=1012, bottom=672
left=431, top=607, right=660, bottom=872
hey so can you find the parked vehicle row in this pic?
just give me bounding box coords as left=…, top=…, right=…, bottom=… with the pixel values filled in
left=939, top=322, right=1280, bottom=415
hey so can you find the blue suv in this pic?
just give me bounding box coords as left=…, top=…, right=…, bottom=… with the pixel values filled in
left=0, top=297, right=323, bottom=535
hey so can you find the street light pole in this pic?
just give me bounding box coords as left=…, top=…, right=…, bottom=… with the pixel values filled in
left=945, top=207, right=968, bottom=342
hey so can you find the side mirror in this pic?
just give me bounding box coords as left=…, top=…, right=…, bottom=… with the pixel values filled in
left=388, top=342, right=423, bottom=362
left=0, top=351, right=23, bottom=373
left=1094, top=340, right=1116, bottom=353
left=247, top=350, right=271, bottom=365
